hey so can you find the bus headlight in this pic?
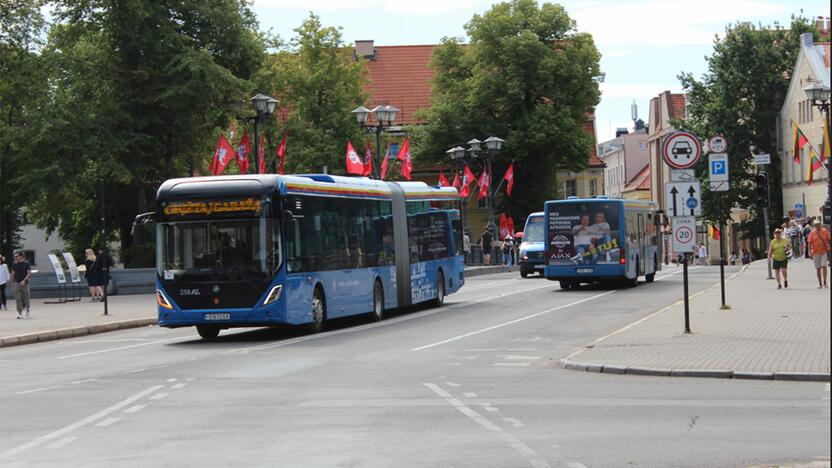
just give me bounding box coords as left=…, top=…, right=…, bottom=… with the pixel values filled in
left=156, top=289, right=173, bottom=310
left=263, top=285, right=283, bottom=305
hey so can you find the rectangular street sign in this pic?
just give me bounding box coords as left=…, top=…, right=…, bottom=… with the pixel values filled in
left=664, top=181, right=702, bottom=217
left=753, top=153, right=771, bottom=165
left=708, top=153, right=729, bottom=182
left=709, top=181, right=729, bottom=192
left=672, top=216, right=697, bottom=253
left=670, top=169, right=696, bottom=182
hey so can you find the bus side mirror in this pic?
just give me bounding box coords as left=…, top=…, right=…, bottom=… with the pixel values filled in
left=132, top=212, right=156, bottom=245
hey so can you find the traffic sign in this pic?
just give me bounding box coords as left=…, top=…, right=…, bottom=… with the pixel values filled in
left=672, top=216, right=697, bottom=253
left=665, top=181, right=702, bottom=217
left=753, top=153, right=771, bottom=165
left=707, top=135, right=728, bottom=153
left=708, top=153, right=729, bottom=182
left=670, top=169, right=696, bottom=182
left=709, top=181, right=728, bottom=191
left=663, top=132, right=702, bottom=169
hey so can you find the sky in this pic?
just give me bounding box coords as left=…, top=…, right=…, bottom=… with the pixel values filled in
left=250, top=0, right=830, bottom=143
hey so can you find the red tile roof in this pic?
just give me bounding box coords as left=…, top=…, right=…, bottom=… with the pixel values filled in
left=624, top=163, right=650, bottom=191
left=364, top=45, right=435, bottom=125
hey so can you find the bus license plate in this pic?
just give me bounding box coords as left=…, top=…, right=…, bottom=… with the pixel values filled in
left=576, top=268, right=594, bottom=274
left=204, top=313, right=230, bottom=321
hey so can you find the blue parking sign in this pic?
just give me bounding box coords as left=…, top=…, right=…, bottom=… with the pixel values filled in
left=711, top=160, right=726, bottom=175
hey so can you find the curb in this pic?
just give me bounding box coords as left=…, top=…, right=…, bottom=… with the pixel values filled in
left=557, top=358, right=831, bottom=383
left=464, top=266, right=509, bottom=278
left=0, top=318, right=158, bottom=349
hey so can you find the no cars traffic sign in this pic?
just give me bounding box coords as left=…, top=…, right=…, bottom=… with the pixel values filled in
left=663, top=132, right=702, bottom=170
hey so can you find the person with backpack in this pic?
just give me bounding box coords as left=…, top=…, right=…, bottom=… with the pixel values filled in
left=502, top=234, right=514, bottom=272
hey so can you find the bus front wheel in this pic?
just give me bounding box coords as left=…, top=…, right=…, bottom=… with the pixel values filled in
left=433, top=271, right=445, bottom=307
left=196, top=325, right=220, bottom=340
left=310, top=287, right=326, bottom=334
left=372, top=280, right=385, bottom=322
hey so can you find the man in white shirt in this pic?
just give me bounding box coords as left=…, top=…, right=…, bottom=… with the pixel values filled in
left=697, top=243, right=707, bottom=266
left=572, top=215, right=595, bottom=264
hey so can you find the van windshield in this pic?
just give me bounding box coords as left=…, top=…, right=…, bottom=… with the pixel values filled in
left=524, top=216, right=545, bottom=243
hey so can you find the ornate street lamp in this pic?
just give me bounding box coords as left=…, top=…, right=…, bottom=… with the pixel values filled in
left=352, top=104, right=400, bottom=178
left=250, top=93, right=278, bottom=173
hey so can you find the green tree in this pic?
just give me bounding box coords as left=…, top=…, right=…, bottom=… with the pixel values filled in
left=678, top=18, right=817, bottom=240
left=256, top=13, right=367, bottom=174
left=416, top=0, right=602, bottom=219
left=24, top=0, right=265, bottom=262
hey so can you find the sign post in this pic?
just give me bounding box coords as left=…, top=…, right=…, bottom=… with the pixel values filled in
left=672, top=216, right=696, bottom=333
left=708, top=145, right=731, bottom=310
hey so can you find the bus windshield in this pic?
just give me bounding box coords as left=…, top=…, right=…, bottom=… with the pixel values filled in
left=158, top=218, right=279, bottom=280
left=547, top=202, right=620, bottom=265
left=524, top=216, right=545, bottom=243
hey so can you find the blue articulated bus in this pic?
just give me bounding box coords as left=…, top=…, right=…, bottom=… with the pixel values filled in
left=154, top=174, right=464, bottom=339
left=544, top=197, right=660, bottom=289
left=518, top=211, right=545, bottom=278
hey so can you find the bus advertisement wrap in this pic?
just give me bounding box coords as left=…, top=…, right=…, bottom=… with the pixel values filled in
left=547, top=203, right=620, bottom=265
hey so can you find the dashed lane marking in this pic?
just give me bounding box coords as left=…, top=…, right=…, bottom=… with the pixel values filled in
left=70, top=379, right=98, bottom=385
left=166, top=378, right=178, bottom=383
left=424, top=383, right=551, bottom=468
left=44, top=436, right=78, bottom=451
left=0, top=385, right=163, bottom=461
left=57, top=338, right=189, bottom=360
left=94, top=418, right=119, bottom=428
left=150, top=392, right=169, bottom=400
left=171, top=383, right=187, bottom=390
left=503, top=418, right=526, bottom=428
left=123, top=405, right=145, bottom=414
left=494, top=363, right=531, bottom=367
left=464, top=392, right=478, bottom=398
left=16, top=386, right=61, bottom=395
left=501, top=356, right=542, bottom=361
left=444, top=382, right=461, bottom=388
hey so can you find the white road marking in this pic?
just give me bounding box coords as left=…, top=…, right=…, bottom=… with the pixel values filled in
left=123, top=405, right=146, bottom=414
left=44, top=436, right=78, bottom=450
left=16, top=386, right=61, bottom=395
left=424, top=383, right=551, bottom=468
left=464, top=392, right=478, bottom=398
left=166, top=378, right=178, bottom=382
left=186, top=378, right=195, bottom=381
left=70, top=378, right=99, bottom=385
left=150, top=392, right=169, bottom=400
left=122, top=368, right=146, bottom=375
left=94, top=418, right=119, bottom=428
left=494, top=362, right=531, bottom=367
left=0, top=384, right=163, bottom=461
left=485, top=406, right=499, bottom=412
left=412, top=290, right=617, bottom=351
left=444, top=382, right=461, bottom=388
left=503, top=417, right=526, bottom=428
left=567, top=462, right=588, bottom=468
left=57, top=338, right=189, bottom=360
left=171, top=383, right=187, bottom=390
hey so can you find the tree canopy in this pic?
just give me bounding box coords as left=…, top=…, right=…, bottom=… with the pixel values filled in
left=415, top=0, right=602, bottom=220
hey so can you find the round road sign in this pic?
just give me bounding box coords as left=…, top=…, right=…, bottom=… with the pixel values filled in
left=663, top=132, right=702, bottom=169
left=707, top=135, right=728, bottom=153
left=675, top=225, right=693, bottom=244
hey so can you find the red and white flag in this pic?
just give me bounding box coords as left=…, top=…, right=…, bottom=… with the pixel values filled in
left=459, top=164, right=476, bottom=198
left=276, top=133, right=287, bottom=175
left=380, top=144, right=391, bottom=180
left=507, top=216, right=515, bottom=235
left=452, top=171, right=460, bottom=189
left=499, top=214, right=509, bottom=238
left=363, top=143, right=373, bottom=177
left=503, top=161, right=515, bottom=196
left=398, top=137, right=412, bottom=180
left=477, top=168, right=489, bottom=200
left=438, top=171, right=450, bottom=187
left=345, top=141, right=364, bottom=175
left=257, top=135, right=266, bottom=174
left=236, top=130, right=251, bottom=174
left=210, top=133, right=236, bottom=176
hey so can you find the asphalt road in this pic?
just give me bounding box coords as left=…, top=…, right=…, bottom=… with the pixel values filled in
left=1, top=266, right=829, bottom=468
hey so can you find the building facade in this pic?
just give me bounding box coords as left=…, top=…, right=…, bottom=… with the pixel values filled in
left=599, top=128, right=649, bottom=198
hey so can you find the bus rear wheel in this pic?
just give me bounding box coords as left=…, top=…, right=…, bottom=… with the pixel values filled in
left=309, top=288, right=326, bottom=334
left=372, top=281, right=384, bottom=322
left=196, top=325, right=220, bottom=340
left=559, top=280, right=574, bottom=290
left=433, top=271, right=445, bottom=307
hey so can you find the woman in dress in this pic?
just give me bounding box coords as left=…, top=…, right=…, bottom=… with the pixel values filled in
left=0, top=255, right=10, bottom=310
left=84, top=248, right=103, bottom=301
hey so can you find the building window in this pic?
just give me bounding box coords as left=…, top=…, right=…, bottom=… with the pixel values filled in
left=590, top=179, right=597, bottom=197
left=564, top=179, right=577, bottom=197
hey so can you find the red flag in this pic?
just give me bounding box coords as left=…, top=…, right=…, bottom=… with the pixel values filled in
left=459, top=164, right=476, bottom=198
left=793, top=122, right=808, bottom=164
left=503, top=161, right=515, bottom=196
left=276, top=133, right=287, bottom=175
left=499, top=214, right=509, bottom=238
left=258, top=135, right=266, bottom=174
left=346, top=141, right=364, bottom=175
left=236, top=130, right=251, bottom=173
left=508, top=216, right=515, bottom=235
left=380, top=144, right=390, bottom=180
left=438, top=171, right=450, bottom=187
left=210, top=133, right=235, bottom=176
left=362, top=143, right=373, bottom=177
left=477, top=168, right=489, bottom=200
left=452, top=171, right=460, bottom=189
left=398, top=137, right=412, bottom=180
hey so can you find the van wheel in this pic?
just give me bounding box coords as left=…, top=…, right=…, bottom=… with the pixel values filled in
left=372, top=280, right=384, bottom=322
left=433, top=271, right=445, bottom=307
left=309, top=287, right=326, bottom=334
left=520, top=271, right=528, bottom=278
left=196, top=325, right=220, bottom=340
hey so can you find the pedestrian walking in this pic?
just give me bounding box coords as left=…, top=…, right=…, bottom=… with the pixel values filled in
left=768, top=228, right=791, bottom=289
left=696, top=243, right=707, bottom=266
left=11, top=250, right=32, bottom=318
left=0, top=255, right=10, bottom=310
left=807, top=220, right=830, bottom=289
left=803, top=218, right=814, bottom=259
left=480, top=227, right=494, bottom=265
left=789, top=221, right=801, bottom=257
left=462, top=231, right=471, bottom=264
left=502, top=234, right=514, bottom=272
left=741, top=248, right=752, bottom=265
left=729, top=251, right=738, bottom=266
left=84, top=248, right=103, bottom=301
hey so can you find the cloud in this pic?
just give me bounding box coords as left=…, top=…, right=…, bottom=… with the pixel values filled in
left=600, top=83, right=684, bottom=99
left=567, top=0, right=787, bottom=46
left=252, top=0, right=486, bottom=15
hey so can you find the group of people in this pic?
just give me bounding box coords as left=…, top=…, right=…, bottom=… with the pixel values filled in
left=768, top=218, right=829, bottom=289
left=476, top=227, right=518, bottom=271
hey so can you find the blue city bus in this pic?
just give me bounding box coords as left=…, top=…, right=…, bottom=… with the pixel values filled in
left=518, top=211, right=545, bottom=278
left=544, top=197, right=660, bottom=289
left=153, top=174, right=464, bottom=339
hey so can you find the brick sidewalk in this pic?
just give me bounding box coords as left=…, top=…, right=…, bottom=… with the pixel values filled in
left=561, top=258, right=830, bottom=381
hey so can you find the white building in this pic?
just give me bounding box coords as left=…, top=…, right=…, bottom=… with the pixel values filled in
left=599, top=128, right=649, bottom=198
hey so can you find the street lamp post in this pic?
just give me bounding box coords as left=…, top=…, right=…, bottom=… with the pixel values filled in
left=352, top=104, right=400, bottom=179
left=447, top=146, right=468, bottom=233
left=804, top=81, right=831, bottom=302
left=250, top=94, right=278, bottom=174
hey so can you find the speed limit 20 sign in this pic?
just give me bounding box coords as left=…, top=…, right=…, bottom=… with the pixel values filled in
left=672, top=216, right=696, bottom=253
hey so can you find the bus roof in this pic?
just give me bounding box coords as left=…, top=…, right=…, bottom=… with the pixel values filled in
left=157, top=174, right=458, bottom=202
left=544, top=197, right=657, bottom=209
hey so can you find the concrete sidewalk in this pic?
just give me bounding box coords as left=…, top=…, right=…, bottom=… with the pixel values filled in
left=0, top=265, right=509, bottom=348
left=561, top=258, right=831, bottom=382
